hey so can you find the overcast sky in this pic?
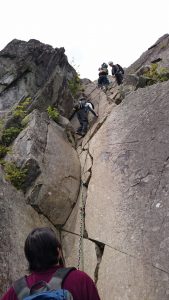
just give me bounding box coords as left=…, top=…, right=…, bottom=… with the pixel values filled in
left=0, top=0, right=168, bottom=80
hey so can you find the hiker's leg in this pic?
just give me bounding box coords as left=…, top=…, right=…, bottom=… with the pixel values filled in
left=116, top=73, right=123, bottom=85
left=81, top=117, right=88, bottom=135
left=98, top=76, right=104, bottom=87
left=77, top=114, right=83, bottom=133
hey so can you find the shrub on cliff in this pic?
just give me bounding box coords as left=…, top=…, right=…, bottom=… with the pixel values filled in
left=47, top=106, right=59, bottom=122
left=144, top=63, right=169, bottom=85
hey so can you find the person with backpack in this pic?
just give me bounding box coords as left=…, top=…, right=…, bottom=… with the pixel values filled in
left=108, top=61, right=124, bottom=85
left=70, top=96, right=98, bottom=137
left=1, top=227, right=101, bottom=300
left=98, top=62, right=109, bottom=89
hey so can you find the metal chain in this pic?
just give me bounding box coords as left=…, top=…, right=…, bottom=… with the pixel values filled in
left=77, top=89, right=98, bottom=270
left=77, top=181, right=85, bottom=270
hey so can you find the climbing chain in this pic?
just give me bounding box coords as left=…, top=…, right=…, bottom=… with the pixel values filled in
left=77, top=180, right=85, bottom=271
left=77, top=91, right=97, bottom=271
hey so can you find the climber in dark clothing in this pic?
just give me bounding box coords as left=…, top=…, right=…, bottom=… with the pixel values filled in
left=70, top=97, right=98, bottom=136
left=108, top=61, right=124, bottom=85
left=98, top=63, right=109, bottom=88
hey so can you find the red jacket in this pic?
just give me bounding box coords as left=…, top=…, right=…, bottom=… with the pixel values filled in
left=1, top=265, right=101, bottom=300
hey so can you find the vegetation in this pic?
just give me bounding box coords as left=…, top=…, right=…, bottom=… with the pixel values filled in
left=0, top=145, right=9, bottom=158
left=3, top=161, right=28, bottom=190
left=0, top=118, right=4, bottom=130
left=47, top=106, right=59, bottom=122
left=21, top=115, right=30, bottom=127
left=1, top=127, right=22, bottom=146
left=0, top=97, right=32, bottom=150
left=68, top=74, right=83, bottom=97
left=144, top=63, right=169, bottom=85
left=12, top=97, right=32, bottom=119
left=0, top=98, right=31, bottom=189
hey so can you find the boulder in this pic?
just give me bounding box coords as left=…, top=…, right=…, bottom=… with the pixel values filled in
left=6, top=110, right=81, bottom=226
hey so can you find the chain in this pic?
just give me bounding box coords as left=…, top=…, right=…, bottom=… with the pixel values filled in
left=77, top=87, right=99, bottom=270
left=77, top=181, right=85, bottom=270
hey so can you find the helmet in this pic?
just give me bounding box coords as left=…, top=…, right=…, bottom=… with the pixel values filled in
left=108, top=61, right=113, bottom=65
left=101, top=63, right=108, bottom=68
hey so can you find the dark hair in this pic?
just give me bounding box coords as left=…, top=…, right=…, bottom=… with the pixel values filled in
left=24, top=227, right=63, bottom=272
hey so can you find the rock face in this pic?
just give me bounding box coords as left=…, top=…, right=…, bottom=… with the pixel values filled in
left=6, top=109, right=80, bottom=225
left=85, top=81, right=169, bottom=299
left=126, top=34, right=169, bottom=74
left=0, top=165, right=59, bottom=295
left=2, top=35, right=169, bottom=300
left=0, top=39, right=75, bottom=117
left=63, top=36, right=169, bottom=299
left=0, top=39, right=81, bottom=296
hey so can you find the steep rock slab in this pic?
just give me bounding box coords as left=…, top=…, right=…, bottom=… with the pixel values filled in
left=7, top=110, right=81, bottom=226
left=127, top=34, right=169, bottom=74
left=85, top=80, right=169, bottom=297
left=97, top=246, right=169, bottom=300
left=0, top=39, right=74, bottom=116
left=0, top=166, right=58, bottom=296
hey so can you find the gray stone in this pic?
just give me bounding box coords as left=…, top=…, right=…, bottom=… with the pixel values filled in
left=0, top=166, right=58, bottom=295
left=84, top=80, right=169, bottom=297
left=126, top=34, right=169, bottom=75
left=97, top=246, right=169, bottom=300
left=0, top=39, right=75, bottom=117
left=6, top=110, right=81, bottom=225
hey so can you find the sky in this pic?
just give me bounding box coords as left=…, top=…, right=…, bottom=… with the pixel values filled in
left=0, top=0, right=168, bottom=80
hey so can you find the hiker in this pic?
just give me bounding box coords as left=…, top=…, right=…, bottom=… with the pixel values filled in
left=98, top=62, right=109, bottom=89
left=1, top=227, right=101, bottom=300
left=108, top=61, right=124, bottom=85
left=70, top=97, right=98, bottom=137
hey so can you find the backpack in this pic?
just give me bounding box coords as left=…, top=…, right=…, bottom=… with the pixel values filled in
left=86, top=101, right=94, bottom=109
left=116, top=64, right=124, bottom=74
left=13, top=267, right=75, bottom=300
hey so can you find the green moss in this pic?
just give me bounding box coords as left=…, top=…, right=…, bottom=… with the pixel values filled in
left=68, top=74, right=82, bottom=97
left=47, top=106, right=59, bottom=122
left=0, top=145, right=9, bottom=158
left=1, top=127, right=22, bottom=146
left=4, top=161, right=28, bottom=190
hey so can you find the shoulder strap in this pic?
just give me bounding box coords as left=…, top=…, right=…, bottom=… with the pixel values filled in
left=49, top=267, right=76, bottom=290
left=13, top=277, right=30, bottom=300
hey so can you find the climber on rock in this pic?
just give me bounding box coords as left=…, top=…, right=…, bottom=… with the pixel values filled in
left=70, top=96, right=98, bottom=137
left=98, top=62, right=109, bottom=89
left=108, top=61, right=124, bottom=85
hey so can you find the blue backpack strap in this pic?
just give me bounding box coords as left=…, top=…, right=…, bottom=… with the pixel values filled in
left=13, top=277, right=30, bottom=300
left=49, top=267, right=76, bottom=290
